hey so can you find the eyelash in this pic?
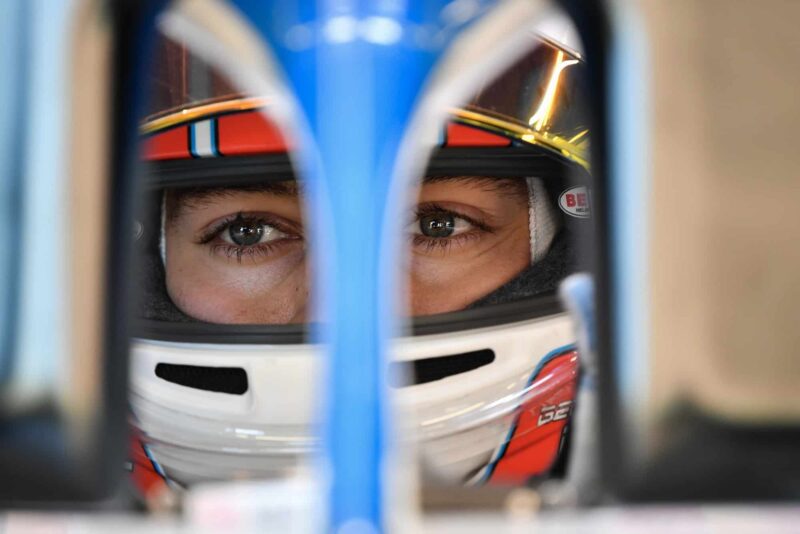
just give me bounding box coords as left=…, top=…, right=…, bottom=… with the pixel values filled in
left=207, top=242, right=284, bottom=263
left=195, top=205, right=491, bottom=262
left=196, top=212, right=300, bottom=263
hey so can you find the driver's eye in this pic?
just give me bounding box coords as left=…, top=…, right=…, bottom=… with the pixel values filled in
left=218, top=216, right=288, bottom=247
left=412, top=209, right=473, bottom=240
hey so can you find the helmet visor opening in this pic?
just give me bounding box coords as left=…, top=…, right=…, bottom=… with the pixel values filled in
left=134, top=28, right=594, bottom=341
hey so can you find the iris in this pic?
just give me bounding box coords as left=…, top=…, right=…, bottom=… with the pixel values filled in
left=420, top=213, right=455, bottom=238
left=229, top=219, right=264, bottom=246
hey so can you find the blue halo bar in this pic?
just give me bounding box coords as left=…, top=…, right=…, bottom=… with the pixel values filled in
left=225, top=1, right=495, bottom=530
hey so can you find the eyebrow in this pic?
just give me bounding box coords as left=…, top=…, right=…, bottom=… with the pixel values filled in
left=422, top=175, right=529, bottom=198
left=167, top=175, right=527, bottom=219
left=166, top=182, right=299, bottom=220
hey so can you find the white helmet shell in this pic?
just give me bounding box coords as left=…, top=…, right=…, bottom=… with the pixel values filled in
left=131, top=312, right=576, bottom=485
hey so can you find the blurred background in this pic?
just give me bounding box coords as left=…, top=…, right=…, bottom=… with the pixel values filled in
left=644, top=0, right=800, bottom=423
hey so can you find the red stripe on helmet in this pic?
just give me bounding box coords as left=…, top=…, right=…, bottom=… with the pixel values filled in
left=217, top=111, right=289, bottom=155
left=445, top=122, right=511, bottom=147
left=488, top=349, right=578, bottom=485
left=129, top=431, right=172, bottom=502
left=143, top=125, right=190, bottom=161
left=144, top=112, right=515, bottom=161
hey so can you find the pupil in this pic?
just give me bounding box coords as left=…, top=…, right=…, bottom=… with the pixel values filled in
left=420, top=213, right=455, bottom=238
left=229, top=220, right=263, bottom=246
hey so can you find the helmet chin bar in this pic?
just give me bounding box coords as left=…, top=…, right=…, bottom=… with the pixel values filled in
left=130, top=311, right=576, bottom=486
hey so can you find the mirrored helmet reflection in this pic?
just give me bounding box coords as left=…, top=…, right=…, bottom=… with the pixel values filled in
left=130, top=13, right=592, bottom=496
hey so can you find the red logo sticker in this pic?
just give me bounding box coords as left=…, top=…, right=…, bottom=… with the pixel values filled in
left=559, top=186, right=591, bottom=218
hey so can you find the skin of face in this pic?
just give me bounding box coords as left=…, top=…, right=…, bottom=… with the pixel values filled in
left=408, top=177, right=531, bottom=314
left=163, top=177, right=531, bottom=324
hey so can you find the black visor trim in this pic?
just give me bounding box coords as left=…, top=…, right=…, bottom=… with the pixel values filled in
left=146, top=154, right=294, bottom=189
left=155, top=363, right=248, bottom=395
left=134, top=294, right=564, bottom=345
left=145, top=147, right=590, bottom=190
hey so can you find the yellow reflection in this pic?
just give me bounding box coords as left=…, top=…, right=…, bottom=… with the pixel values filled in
left=140, top=96, right=268, bottom=135
left=568, top=129, right=589, bottom=144
left=528, top=50, right=579, bottom=132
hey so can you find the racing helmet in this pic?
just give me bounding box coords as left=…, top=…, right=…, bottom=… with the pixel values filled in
left=129, top=15, right=591, bottom=495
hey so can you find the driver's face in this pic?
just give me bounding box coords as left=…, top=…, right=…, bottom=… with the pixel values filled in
left=164, top=177, right=531, bottom=324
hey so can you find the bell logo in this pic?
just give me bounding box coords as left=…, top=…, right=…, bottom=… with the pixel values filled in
left=559, top=186, right=591, bottom=218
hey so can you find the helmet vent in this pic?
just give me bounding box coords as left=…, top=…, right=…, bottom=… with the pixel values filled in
left=155, top=363, right=248, bottom=395
left=390, top=349, right=495, bottom=387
